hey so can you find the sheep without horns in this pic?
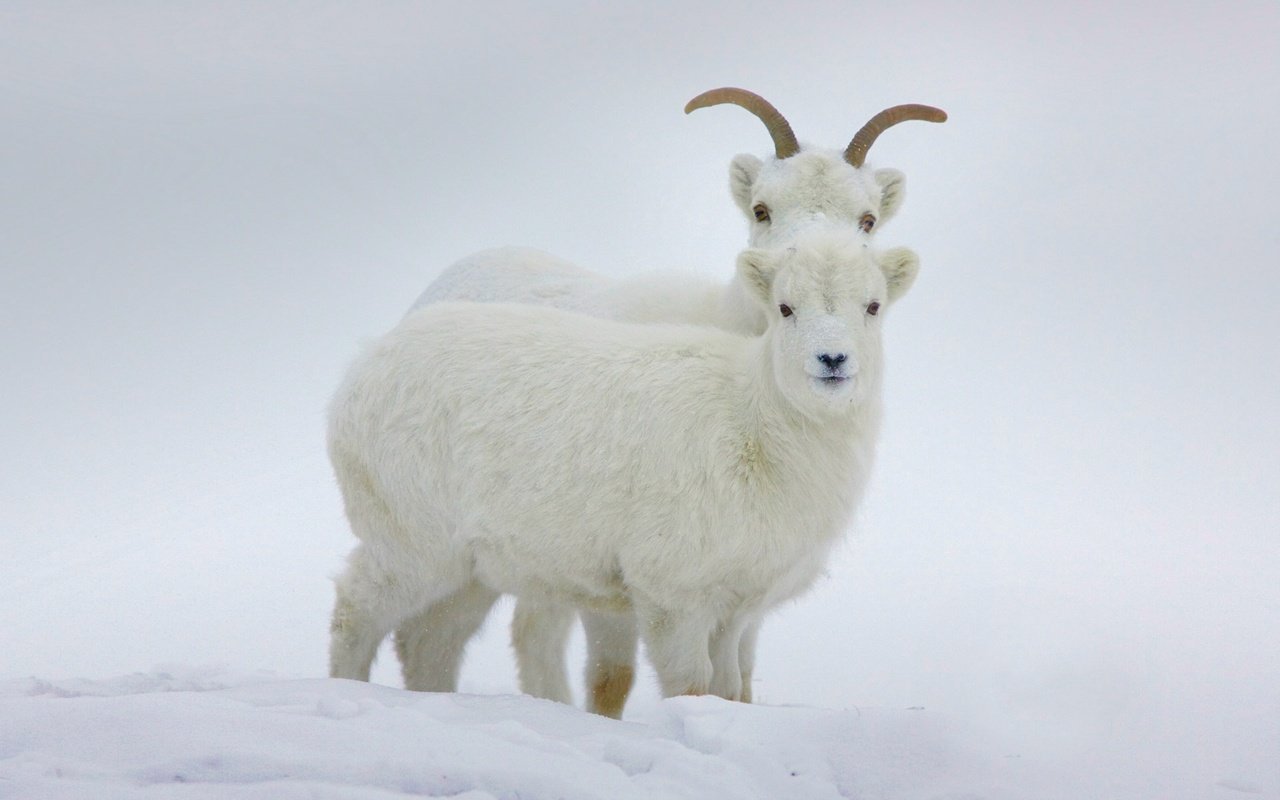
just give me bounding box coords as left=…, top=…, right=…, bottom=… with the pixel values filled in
left=328, top=234, right=920, bottom=704
left=397, top=89, right=945, bottom=717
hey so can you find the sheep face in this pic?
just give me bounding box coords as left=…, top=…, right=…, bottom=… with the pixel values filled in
left=738, top=236, right=918, bottom=419
left=729, top=149, right=905, bottom=248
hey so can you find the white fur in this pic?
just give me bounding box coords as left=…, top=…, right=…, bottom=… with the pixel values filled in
left=395, top=147, right=913, bottom=716
left=328, top=235, right=919, bottom=705
left=413, top=247, right=759, bottom=336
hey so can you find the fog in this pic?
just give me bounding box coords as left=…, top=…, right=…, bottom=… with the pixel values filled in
left=2, top=2, right=1277, bottom=791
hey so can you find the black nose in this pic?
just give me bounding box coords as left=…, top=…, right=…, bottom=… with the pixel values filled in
left=817, top=353, right=847, bottom=370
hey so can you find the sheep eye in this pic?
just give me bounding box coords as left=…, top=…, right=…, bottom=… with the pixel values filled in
left=867, top=301, right=881, bottom=316
left=859, top=213, right=876, bottom=233
left=753, top=203, right=771, bottom=223
left=779, top=303, right=793, bottom=318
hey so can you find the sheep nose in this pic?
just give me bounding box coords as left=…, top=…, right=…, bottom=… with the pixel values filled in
left=817, top=353, right=847, bottom=370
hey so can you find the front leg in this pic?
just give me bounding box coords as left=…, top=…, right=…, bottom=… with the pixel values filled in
left=635, top=604, right=715, bottom=698
left=737, top=619, right=761, bottom=703
left=708, top=615, right=749, bottom=701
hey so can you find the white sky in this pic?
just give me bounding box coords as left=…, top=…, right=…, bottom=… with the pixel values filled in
left=2, top=0, right=1277, bottom=787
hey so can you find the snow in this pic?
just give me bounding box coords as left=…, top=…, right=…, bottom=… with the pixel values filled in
left=2, top=2, right=1279, bottom=798
left=2, top=668, right=1270, bottom=799
left=0, top=668, right=1098, bottom=799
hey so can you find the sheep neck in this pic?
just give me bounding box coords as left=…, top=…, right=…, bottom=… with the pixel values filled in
left=733, top=336, right=882, bottom=501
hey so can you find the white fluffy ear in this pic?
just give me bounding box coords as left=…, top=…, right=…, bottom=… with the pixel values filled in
left=729, top=154, right=763, bottom=217
left=736, top=248, right=777, bottom=307
left=878, top=247, right=919, bottom=304
left=873, top=168, right=906, bottom=225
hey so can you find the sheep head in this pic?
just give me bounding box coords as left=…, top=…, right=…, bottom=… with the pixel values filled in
left=685, top=88, right=946, bottom=248
left=738, top=233, right=919, bottom=418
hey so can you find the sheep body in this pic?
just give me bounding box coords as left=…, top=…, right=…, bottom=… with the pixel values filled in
left=329, top=236, right=918, bottom=700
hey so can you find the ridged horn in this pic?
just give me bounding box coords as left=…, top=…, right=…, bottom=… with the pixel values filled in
left=685, top=87, right=800, bottom=160
left=844, top=105, right=948, bottom=168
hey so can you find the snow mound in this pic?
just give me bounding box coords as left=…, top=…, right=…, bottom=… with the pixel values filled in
left=1, top=669, right=1018, bottom=800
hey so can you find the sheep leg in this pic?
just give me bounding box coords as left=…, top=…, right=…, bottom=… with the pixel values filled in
left=329, top=544, right=442, bottom=682
left=737, top=620, right=760, bottom=703
left=581, top=610, right=637, bottom=718
left=637, top=604, right=715, bottom=698
left=395, top=579, right=499, bottom=693
left=708, top=615, right=749, bottom=702
left=511, top=598, right=575, bottom=705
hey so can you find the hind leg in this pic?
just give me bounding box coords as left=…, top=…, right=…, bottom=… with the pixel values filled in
left=395, top=579, right=500, bottom=692
left=582, top=610, right=637, bottom=718
left=329, top=543, right=447, bottom=682
left=511, top=598, right=575, bottom=705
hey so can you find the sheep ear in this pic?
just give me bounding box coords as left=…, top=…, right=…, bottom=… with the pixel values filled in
left=730, top=154, right=763, bottom=217
left=878, top=246, right=919, bottom=304
left=736, top=248, right=777, bottom=306
left=874, top=168, right=906, bottom=225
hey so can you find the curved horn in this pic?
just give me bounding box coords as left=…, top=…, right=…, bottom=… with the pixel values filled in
left=844, top=104, right=948, bottom=168
left=685, top=87, right=800, bottom=160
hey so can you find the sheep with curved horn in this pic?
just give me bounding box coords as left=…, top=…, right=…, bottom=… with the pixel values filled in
left=388, top=88, right=946, bottom=717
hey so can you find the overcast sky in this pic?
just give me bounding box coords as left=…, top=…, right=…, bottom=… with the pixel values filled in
left=2, top=0, right=1277, bottom=786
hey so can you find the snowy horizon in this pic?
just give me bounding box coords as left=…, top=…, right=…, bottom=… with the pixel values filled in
left=2, top=2, right=1277, bottom=797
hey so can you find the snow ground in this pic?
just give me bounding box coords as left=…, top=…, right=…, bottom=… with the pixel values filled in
left=0, top=667, right=1241, bottom=800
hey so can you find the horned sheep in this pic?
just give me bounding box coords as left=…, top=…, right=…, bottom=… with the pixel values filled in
left=411, top=89, right=945, bottom=334
left=396, top=89, right=945, bottom=716
left=328, top=233, right=920, bottom=706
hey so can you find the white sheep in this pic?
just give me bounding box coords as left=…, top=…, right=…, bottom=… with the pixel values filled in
left=410, top=88, right=946, bottom=328
left=396, top=89, right=945, bottom=716
left=329, top=233, right=918, bottom=704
